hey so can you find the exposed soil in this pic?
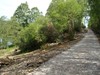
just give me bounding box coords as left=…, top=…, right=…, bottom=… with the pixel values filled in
left=0, top=33, right=84, bottom=74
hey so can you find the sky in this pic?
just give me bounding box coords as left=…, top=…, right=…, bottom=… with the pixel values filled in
left=82, top=16, right=90, bottom=27
left=0, top=0, right=52, bottom=19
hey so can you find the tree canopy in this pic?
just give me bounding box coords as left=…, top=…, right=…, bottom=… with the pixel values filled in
left=13, top=2, right=42, bottom=27
left=88, top=0, right=100, bottom=33
left=0, top=0, right=94, bottom=51
left=47, top=0, right=86, bottom=40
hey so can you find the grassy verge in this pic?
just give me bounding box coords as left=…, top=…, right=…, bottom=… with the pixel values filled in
left=0, top=46, right=17, bottom=58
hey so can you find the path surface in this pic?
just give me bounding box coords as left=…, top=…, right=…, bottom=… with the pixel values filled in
left=28, top=30, right=100, bottom=75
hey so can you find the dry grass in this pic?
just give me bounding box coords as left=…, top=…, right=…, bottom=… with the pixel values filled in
left=0, top=47, right=17, bottom=58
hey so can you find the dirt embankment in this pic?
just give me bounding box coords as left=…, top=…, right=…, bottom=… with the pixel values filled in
left=0, top=33, right=84, bottom=75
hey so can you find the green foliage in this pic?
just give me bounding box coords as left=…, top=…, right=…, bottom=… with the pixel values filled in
left=47, top=0, right=86, bottom=40
left=40, top=22, right=58, bottom=43
left=18, top=16, right=59, bottom=51
left=18, top=25, right=42, bottom=51
left=0, top=0, right=88, bottom=52
left=13, top=2, right=42, bottom=27
left=13, top=2, right=30, bottom=27
left=30, top=7, right=42, bottom=22
left=88, top=0, right=100, bottom=33
left=0, top=17, right=21, bottom=48
left=35, top=16, right=59, bottom=43
left=18, top=16, right=50, bottom=51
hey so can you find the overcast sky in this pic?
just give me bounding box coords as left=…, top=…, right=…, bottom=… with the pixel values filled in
left=0, top=0, right=52, bottom=18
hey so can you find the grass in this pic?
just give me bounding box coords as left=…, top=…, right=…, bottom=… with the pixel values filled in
left=0, top=46, right=17, bottom=58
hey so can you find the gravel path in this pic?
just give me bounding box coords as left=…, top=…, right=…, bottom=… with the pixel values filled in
left=28, top=30, right=100, bottom=75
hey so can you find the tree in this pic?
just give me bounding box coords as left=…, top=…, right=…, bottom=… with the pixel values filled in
left=0, top=17, right=21, bottom=48
left=88, top=0, right=100, bottom=33
left=29, top=7, right=42, bottom=23
left=13, top=2, right=42, bottom=27
left=18, top=16, right=48, bottom=51
left=18, top=16, right=59, bottom=51
left=13, top=2, right=30, bottom=27
left=47, top=0, right=86, bottom=40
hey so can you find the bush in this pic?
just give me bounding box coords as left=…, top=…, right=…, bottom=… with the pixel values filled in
left=74, top=24, right=81, bottom=32
left=18, top=23, right=45, bottom=51
left=40, top=22, right=58, bottom=43
left=17, top=16, right=60, bottom=52
left=18, top=16, right=52, bottom=51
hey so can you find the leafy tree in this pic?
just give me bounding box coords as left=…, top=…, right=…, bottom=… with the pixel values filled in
left=18, top=16, right=48, bottom=51
left=29, top=7, right=42, bottom=23
left=47, top=0, right=86, bottom=40
left=6, top=17, right=22, bottom=45
left=13, top=2, right=30, bottom=27
left=88, top=0, right=100, bottom=33
left=18, top=16, right=59, bottom=51
left=18, top=24, right=42, bottom=51
left=13, top=2, right=42, bottom=27
left=0, top=17, right=21, bottom=48
left=40, top=22, right=58, bottom=43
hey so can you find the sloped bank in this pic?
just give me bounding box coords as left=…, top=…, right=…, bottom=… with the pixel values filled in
left=0, top=33, right=84, bottom=75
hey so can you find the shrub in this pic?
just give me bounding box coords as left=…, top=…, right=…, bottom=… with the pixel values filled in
left=74, top=24, right=81, bottom=32
left=18, top=16, right=51, bottom=51
left=18, top=16, right=60, bottom=51
left=39, top=22, right=58, bottom=43
left=18, top=23, right=45, bottom=51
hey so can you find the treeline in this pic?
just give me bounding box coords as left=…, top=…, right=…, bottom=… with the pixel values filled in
left=0, top=0, right=86, bottom=51
left=88, top=0, right=100, bottom=33
left=0, top=17, right=22, bottom=48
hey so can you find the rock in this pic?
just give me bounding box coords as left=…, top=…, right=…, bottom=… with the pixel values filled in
left=47, top=43, right=59, bottom=47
